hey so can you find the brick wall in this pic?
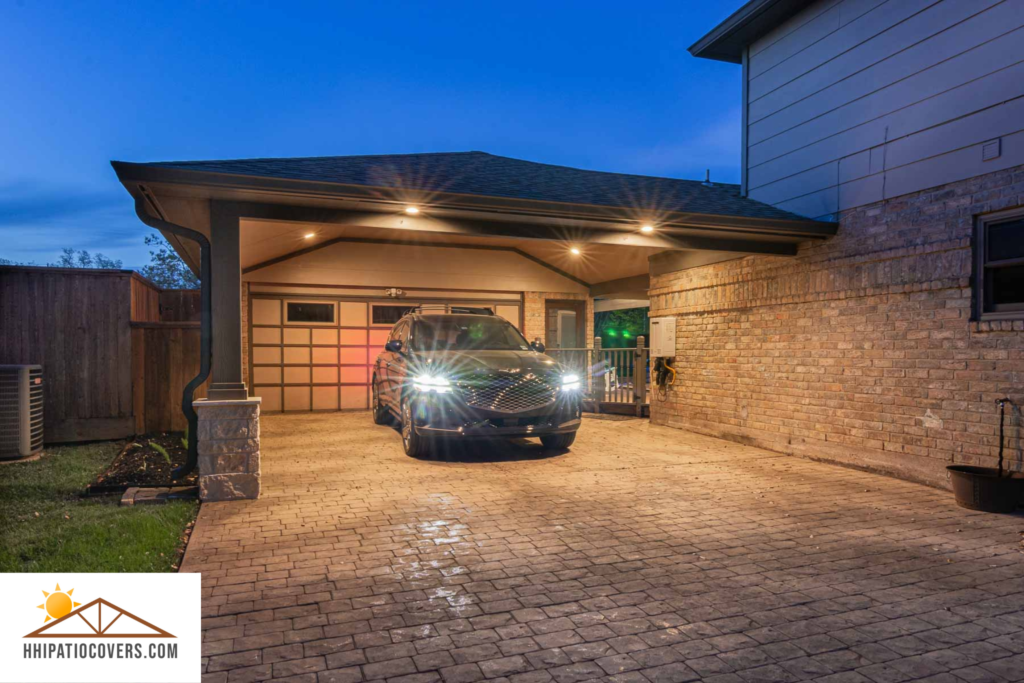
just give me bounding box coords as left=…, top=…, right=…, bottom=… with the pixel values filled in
left=523, top=292, right=594, bottom=348
left=649, top=166, right=1024, bottom=488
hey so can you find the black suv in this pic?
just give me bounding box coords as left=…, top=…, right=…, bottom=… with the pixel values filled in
left=371, top=309, right=582, bottom=457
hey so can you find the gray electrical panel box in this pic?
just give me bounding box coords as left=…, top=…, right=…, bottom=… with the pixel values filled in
left=648, top=317, right=676, bottom=358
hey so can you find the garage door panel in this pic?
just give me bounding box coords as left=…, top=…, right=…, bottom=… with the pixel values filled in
left=339, top=347, right=367, bottom=364
left=312, top=329, right=338, bottom=345
left=253, top=347, right=282, bottom=364
left=283, top=347, right=310, bottom=364
left=253, top=328, right=281, bottom=344
left=253, top=367, right=282, bottom=384
left=340, top=329, right=366, bottom=345
left=284, top=387, right=311, bottom=411
left=313, top=366, right=338, bottom=384
left=313, top=347, right=338, bottom=364
left=340, top=366, right=368, bottom=383
left=496, top=304, right=521, bottom=328
left=341, top=386, right=368, bottom=409
left=339, top=302, right=367, bottom=326
left=253, top=386, right=282, bottom=412
left=284, top=328, right=310, bottom=345
left=284, top=366, right=311, bottom=384
left=253, top=299, right=281, bottom=325
left=251, top=295, right=522, bottom=414
left=313, top=386, right=339, bottom=410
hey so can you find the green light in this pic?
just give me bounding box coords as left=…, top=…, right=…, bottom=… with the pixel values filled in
left=605, top=329, right=618, bottom=337
left=622, top=331, right=632, bottom=338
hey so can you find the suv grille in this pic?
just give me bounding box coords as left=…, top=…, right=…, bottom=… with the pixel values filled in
left=456, top=373, right=558, bottom=413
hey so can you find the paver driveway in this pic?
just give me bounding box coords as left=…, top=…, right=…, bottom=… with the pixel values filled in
left=188, top=413, right=1024, bottom=683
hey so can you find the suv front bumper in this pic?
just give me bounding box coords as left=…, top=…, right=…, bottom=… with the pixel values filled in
left=410, top=392, right=582, bottom=439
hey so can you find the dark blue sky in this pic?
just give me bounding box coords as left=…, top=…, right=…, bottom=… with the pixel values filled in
left=1, top=1, right=742, bottom=268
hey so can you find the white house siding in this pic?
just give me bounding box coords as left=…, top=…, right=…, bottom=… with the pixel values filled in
left=743, top=0, right=1024, bottom=218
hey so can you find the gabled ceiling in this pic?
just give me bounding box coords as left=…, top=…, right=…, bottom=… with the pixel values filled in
left=240, top=219, right=662, bottom=286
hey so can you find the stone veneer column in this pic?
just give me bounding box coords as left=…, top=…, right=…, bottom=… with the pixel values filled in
left=193, top=397, right=261, bottom=501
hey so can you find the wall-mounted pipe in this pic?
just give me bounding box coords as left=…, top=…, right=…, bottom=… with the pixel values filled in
left=133, top=192, right=212, bottom=480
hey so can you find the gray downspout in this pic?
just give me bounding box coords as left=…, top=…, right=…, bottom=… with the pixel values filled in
left=133, top=193, right=212, bottom=480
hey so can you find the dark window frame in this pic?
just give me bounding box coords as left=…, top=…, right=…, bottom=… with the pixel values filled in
left=372, top=304, right=417, bottom=326
left=975, top=207, right=1024, bottom=321
left=285, top=300, right=336, bottom=325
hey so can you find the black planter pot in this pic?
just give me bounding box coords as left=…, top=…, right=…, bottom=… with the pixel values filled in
left=947, top=466, right=1024, bottom=513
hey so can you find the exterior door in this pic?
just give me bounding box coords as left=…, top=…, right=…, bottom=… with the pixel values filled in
left=545, top=300, right=586, bottom=349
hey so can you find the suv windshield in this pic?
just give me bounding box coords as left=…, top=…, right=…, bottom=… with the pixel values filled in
left=411, top=315, right=531, bottom=352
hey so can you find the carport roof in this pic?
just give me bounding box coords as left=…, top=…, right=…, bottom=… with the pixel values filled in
left=139, top=151, right=816, bottom=224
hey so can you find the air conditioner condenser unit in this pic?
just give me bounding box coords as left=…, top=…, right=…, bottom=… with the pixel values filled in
left=0, top=365, right=44, bottom=459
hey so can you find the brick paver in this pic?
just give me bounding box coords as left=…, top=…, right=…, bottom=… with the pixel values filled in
left=185, top=413, right=1024, bottom=683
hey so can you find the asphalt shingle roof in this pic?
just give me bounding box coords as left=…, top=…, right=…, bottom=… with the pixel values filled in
left=146, top=151, right=813, bottom=222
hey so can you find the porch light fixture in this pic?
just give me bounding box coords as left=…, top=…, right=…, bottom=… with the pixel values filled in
left=405, top=206, right=420, bottom=215
left=640, top=224, right=654, bottom=234
left=304, top=232, right=316, bottom=239
left=570, top=247, right=581, bottom=255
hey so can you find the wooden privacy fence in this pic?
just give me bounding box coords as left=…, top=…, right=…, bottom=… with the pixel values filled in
left=131, top=322, right=207, bottom=433
left=0, top=266, right=203, bottom=442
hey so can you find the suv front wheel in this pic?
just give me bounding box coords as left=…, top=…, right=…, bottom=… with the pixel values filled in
left=540, top=433, right=576, bottom=450
left=400, top=396, right=431, bottom=458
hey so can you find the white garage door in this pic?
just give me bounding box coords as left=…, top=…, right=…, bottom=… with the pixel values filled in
left=249, top=296, right=522, bottom=412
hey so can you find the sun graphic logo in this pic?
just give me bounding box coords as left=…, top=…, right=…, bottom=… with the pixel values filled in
left=37, top=583, right=82, bottom=623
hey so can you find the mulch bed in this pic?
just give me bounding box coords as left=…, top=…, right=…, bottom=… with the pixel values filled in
left=87, top=433, right=197, bottom=493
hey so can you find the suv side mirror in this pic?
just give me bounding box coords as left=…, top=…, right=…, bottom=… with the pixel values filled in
left=530, top=340, right=545, bottom=353
left=385, top=339, right=403, bottom=353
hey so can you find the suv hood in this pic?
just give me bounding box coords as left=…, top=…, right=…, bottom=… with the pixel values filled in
left=413, top=350, right=562, bottom=378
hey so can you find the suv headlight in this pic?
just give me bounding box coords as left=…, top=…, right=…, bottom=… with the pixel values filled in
left=413, top=374, right=451, bottom=394
left=561, top=374, right=581, bottom=392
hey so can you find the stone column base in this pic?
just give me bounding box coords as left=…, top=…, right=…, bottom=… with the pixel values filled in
left=193, top=398, right=261, bottom=501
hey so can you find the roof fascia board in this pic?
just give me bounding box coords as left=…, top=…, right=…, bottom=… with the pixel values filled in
left=688, top=0, right=812, bottom=63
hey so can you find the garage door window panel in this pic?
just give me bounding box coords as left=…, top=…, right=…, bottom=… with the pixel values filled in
left=286, top=301, right=336, bottom=325
left=372, top=304, right=417, bottom=326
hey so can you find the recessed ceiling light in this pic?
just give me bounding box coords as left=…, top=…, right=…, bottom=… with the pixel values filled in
left=304, top=233, right=315, bottom=239
left=641, top=224, right=654, bottom=234
left=570, top=247, right=581, bottom=255
left=405, top=206, right=420, bottom=215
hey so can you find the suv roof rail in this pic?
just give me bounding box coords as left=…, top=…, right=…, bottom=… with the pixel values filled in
left=409, top=305, right=495, bottom=316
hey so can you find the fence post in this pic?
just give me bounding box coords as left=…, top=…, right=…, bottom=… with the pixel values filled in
left=591, top=336, right=602, bottom=412
left=634, top=336, right=647, bottom=417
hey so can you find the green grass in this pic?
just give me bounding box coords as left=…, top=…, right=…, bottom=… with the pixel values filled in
left=0, top=442, right=198, bottom=573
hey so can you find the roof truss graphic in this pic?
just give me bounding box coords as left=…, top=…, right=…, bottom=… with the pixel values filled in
left=24, top=598, right=175, bottom=638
